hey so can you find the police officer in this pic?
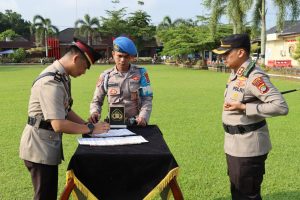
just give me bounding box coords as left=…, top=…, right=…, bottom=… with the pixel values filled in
left=19, top=38, right=110, bottom=200
left=213, top=34, right=288, bottom=200
left=89, top=36, right=153, bottom=126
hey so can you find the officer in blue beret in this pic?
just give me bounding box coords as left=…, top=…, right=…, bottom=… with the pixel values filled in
left=89, top=36, right=153, bottom=126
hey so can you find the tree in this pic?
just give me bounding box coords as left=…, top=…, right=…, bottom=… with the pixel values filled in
left=157, top=16, right=195, bottom=30
left=100, top=8, right=128, bottom=37
left=203, top=0, right=252, bottom=38
left=8, top=48, right=26, bottom=63
left=0, top=29, right=19, bottom=41
left=0, top=10, right=31, bottom=39
left=292, top=36, right=300, bottom=63
left=156, top=22, right=232, bottom=65
left=32, top=15, right=59, bottom=57
left=252, top=0, right=300, bottom=66
left=157, top=24, right=212, bottom=59
left=127, top=10, right=156, bottom=53
left=75, top=14, right=100, bottom=45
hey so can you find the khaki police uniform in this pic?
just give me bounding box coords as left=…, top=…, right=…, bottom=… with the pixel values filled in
left=90, top=64, right=153, bottom=123
left=223, top=59, right=288, bottom=157
left=19, top=60, right=71, bottom=165
left=223, top=59, right=288, bottom=199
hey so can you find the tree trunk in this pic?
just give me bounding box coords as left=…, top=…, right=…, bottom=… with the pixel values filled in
left=45, top=31, right=48, bottom=57
left=260, top=0, right=266, bottom=66
left=233, top=22, right=237, bottom=34
left=88, top=32, right=91, bottom=46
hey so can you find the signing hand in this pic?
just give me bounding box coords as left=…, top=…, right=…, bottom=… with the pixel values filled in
left=223, top=101, right=246, bottom=111
left=136, top=117, right=147, bottom=127
left=93, top=122, right=110, bottom=134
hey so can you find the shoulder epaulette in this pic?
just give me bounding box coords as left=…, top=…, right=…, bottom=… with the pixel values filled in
left=32, top=71, right=62, bottom=87
left=243, top=61, right=256, bottom=78
left=103, top=68, right=114, bottom=93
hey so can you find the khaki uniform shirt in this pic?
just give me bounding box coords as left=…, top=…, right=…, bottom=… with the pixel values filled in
left=19, top=61, right=71, bottom=165
left=90, top=64, right=153, bottom=122
left=223, top=59, right=288, bottom=157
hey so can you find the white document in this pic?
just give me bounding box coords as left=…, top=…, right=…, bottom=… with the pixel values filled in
left=90, top=129, right=136, bottom=138
left=78, top=135, right=149, bottom=146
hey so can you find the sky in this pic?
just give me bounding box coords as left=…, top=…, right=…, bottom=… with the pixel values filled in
left=0, top=0, right=279, bottom=31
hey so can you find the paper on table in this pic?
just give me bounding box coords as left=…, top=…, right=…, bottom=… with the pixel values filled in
left=90, top=129, right=136, bottom=138
left=78, top=135, right=149, bottom=146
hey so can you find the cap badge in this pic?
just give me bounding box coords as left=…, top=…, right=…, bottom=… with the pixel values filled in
left=113, top=44, right=119, bottom=52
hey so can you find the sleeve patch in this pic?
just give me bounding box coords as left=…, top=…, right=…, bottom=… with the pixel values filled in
left=144, top=72, right=150, bottom=83
left=252, top=77, right=269, bottom=94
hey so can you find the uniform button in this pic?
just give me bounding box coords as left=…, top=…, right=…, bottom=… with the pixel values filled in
left=49, top=135, right=53, bottom=139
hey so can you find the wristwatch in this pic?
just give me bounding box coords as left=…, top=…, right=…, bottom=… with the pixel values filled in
left=87, top=122, right=95, bottom=134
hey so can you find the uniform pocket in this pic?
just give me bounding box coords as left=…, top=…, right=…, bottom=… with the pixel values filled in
left=38, top=129, right=60, bottom=141
left=129, top=80, right=140, bottom=92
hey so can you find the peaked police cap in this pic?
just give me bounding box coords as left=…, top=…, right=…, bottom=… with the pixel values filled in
left=72, top=38, right=102, bottom=68
left=213, top=34, right=251, bottom=55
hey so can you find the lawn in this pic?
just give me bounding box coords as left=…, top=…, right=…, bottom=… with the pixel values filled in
left=0, top=64, right=300, bottom=199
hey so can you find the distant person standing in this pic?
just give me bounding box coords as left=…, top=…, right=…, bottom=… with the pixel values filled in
left=213, top=34, right=288, bottom=200
left=89, top=36, right=153, bottom=126
left=19, top=38, right=109, bottom=200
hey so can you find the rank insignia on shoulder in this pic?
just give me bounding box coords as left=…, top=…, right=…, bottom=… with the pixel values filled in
left=54, top=72, right=62, bottom=82
left=252, top=77, right=269, bottom=94
left=236, top=67, right=245, bottom=76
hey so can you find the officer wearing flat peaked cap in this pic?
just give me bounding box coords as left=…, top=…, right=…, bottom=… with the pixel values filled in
left=213, top=33, right=288, bottom=200
left=89, top=36, right=153, bottom=127
left=73, top=37, right=102, bottom=67
left=19, top=38, right=109, bottom=199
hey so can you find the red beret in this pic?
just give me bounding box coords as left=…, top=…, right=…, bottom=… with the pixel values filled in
left=72, top=38, right=102, bottom=68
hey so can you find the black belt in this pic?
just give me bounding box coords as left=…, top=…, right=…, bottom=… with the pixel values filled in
left=223, top=120, right=266, bottom=134
left=27, top=116, right=54, bottom=131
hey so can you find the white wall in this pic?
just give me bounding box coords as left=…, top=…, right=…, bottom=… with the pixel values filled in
left=266, top=34, right=300, bottom=67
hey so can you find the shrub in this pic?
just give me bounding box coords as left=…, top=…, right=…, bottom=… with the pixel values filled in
left=8, top=48, right=26, bottom=63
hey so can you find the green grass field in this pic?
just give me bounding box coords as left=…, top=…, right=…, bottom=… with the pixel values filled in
left=1, top=64, right=300, bottom=199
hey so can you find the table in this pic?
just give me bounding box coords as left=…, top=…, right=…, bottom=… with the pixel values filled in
left=60, top=125, right=183, bottom=200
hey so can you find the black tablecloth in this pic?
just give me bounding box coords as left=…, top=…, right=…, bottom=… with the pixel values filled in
left=66, top=125, right=179, bottom=200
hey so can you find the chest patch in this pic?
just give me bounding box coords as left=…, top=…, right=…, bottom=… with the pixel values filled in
left=109, top=88, right=118, bottom=95
left=233, top=86, right=245, bottom=93
left=230, top=92, right=239, bottom=101
left=132, top=76, right=140, bottom=81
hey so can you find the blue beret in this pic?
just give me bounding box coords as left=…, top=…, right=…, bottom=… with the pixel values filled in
left=113, top=36, right=137, bottom=56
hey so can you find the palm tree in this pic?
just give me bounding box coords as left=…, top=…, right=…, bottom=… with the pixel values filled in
left=157, top=16, right=195, bottom=30
left=75, top=14, right=100, bottom=45
left=203, top=0, right=252, bottom=38
left=252, top=0, right=300, bottom=66
left=32, top=15, right=59, bottom=57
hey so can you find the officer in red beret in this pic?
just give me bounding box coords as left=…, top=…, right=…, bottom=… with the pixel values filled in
left=19, top=38, right=110, bottom=199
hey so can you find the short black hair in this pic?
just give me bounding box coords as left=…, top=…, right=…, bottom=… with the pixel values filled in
left=65, top=46, right=90, bottom=67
